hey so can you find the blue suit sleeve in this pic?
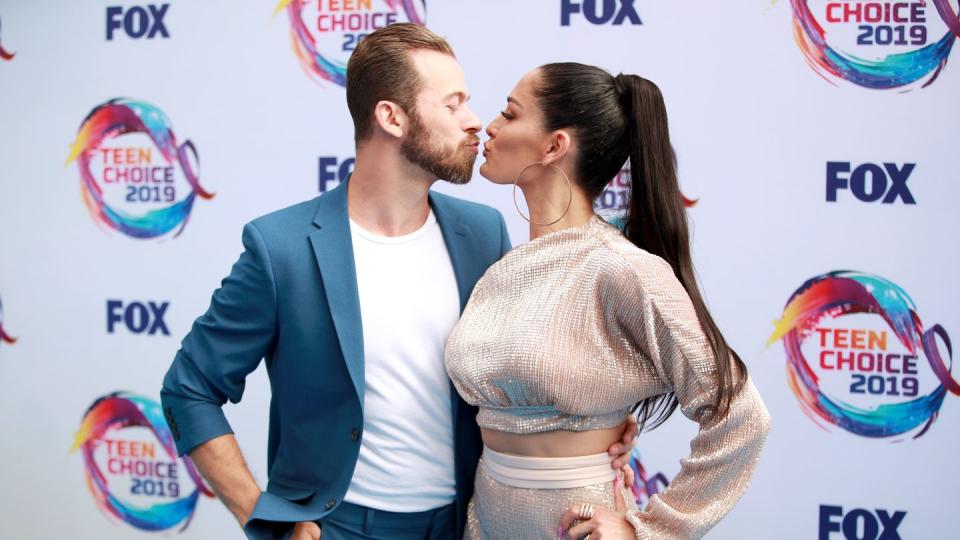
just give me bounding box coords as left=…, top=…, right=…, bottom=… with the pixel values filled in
left=497, top=211, right=512, bottom=256
left=161, top=222, right=279, bottom=456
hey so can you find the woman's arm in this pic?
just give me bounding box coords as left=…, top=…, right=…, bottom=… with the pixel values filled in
left=613, top=253, right=772, bottom=540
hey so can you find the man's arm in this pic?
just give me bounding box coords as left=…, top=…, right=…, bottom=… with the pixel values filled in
left=161, top=222, right=279, bottom=529
left=189, top=434, right=262, bottom=525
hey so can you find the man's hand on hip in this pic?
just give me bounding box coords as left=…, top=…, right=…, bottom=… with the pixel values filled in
left=291, top=521, right=322, bottom=540
left=608, top=414, right=639, bottom=488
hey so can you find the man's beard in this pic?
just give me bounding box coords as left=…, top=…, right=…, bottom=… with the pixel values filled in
left=400, top=111, right=478, bottom=185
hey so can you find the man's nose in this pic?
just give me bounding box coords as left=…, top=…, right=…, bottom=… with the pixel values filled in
left=463, top=106, right=482, bottom=133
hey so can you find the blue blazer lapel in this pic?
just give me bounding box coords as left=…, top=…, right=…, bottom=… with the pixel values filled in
left=432, top=191, right=493, bottom=533
left=430, top=192, right=478, bottom=312
left=309, top=180, right=365, bottom=401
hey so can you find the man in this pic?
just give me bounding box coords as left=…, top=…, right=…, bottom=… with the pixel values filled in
left=161, top=23, right=636, bottom=540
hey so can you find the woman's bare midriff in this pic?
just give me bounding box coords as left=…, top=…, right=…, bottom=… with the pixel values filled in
left=481, top=424, right=625, bottom=457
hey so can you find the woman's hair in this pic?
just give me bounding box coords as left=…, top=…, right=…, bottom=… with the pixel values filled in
left=534, top=62, right=747, bottom=429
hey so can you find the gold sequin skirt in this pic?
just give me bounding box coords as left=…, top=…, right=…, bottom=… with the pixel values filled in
left=465, top=447, right=639, bottom=539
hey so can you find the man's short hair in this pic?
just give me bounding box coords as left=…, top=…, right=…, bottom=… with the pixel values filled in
left=346, top=23, right=455, bottom=143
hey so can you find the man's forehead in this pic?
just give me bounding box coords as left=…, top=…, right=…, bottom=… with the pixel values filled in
left=410, top=49, right=467, bottom=95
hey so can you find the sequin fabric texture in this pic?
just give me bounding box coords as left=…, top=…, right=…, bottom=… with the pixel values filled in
left=466, top=465, right=639, bottom=539
left=445, top=216, right=772, bottom=539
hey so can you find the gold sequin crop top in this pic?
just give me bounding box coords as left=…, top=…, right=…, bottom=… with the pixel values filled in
left=446, top=215, right=770, bottom=431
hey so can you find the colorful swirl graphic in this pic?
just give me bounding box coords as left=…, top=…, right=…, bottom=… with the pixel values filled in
left=627, top=449, right=670, bottom=507
left=788, top=0, right=960, bottom=89
left=274, top=0, right=427, bottom=87
left=66, top=98, right=213, bottom=239
left=0, top=16, right=14, bottom=61
left=70, top=392, right=214, bottom=532
left=767, top=271, right=958, bottom=439
left=0, top=296, right=16, bottom=345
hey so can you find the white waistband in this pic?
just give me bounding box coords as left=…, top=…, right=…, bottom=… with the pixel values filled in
left=480, top=446, right=617, bottom=489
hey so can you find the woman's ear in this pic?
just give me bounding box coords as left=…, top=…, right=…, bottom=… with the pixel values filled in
left=373, top=100, right=407, bottom=139
left=542, top=129, right=572, bottom=167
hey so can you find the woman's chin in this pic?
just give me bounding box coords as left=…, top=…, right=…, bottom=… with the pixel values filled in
left=478, top=162, right=493, bottom=181
left=479, top=162, right=511, bottom=185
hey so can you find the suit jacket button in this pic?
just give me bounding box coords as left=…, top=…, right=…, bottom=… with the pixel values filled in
left=325, top=499, right=336, bottom=511
left=350, top=428, right=360, bottom=441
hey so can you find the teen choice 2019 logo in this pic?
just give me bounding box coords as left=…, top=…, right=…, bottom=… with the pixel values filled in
left=785, top=0, right=960, bottom=89
left=274, top=0, right=427, bottom=87
left=71, top=392, right=215, bottom=532
left=595, top=164, right=698, bottom=220
left=66, top=98, right=214, bottom=240
left=767, top=271, right=958, bottom=440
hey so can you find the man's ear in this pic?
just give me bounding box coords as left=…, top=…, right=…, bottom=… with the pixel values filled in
left=373, top=100, right=407, bottom=139
left=542, top=129, right=573, bottom=167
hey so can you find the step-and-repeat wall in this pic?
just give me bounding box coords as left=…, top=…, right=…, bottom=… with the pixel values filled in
left=1, top=1, right=957, bottom=538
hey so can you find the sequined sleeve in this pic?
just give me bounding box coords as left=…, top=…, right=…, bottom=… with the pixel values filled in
left=611, top=252, right=771, bottom=540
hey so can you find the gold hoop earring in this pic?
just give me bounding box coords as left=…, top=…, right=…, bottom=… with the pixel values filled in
left=512, top=161, right=573, bottom=227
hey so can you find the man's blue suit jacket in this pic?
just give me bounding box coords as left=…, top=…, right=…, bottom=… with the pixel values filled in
left=160, top=178, right=511, bottom=539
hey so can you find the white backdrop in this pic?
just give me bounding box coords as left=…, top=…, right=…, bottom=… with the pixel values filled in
left=1, top=1, right=958, bottom=538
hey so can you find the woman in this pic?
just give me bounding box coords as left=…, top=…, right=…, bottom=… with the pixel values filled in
left=445, top=63, right=771, bottom=539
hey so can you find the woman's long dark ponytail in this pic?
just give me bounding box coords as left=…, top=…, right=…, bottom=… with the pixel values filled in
left=536, top=64, right=747, bottom=428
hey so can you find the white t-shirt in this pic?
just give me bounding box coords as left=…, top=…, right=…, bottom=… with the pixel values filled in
left=343, top=210, right=461, bottom=512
